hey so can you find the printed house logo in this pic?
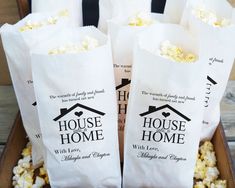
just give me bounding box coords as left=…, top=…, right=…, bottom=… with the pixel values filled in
left=116, top=78, right=131, bottom=91
left=139, top=104, right=191, bottom=144
left=204, top=76, right=217, bottom=108
left=116, top=78, right=131, bottom=131
left=53, top=103, right=106, bottom=145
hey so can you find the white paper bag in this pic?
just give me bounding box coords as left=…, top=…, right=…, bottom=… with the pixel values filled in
left=164, top=0, right=187, bottom=24
left=0, top=12, right=70, bottom=166
left=31, top=27, right=121, bottom=187
left=98, top=0, right=187, bottom=33
left=118, top=0, right=152, bottom=16
left=181, top=0, right=235, bottom=140
left=98, top=0, right=152, bottom=33
left=98, top=0, right=119, bottom=33
left=123, top=24, right=208, bottom=187
left=32, top=0, right=83, bottom=26
left=108, top=14, right=163, bottom=161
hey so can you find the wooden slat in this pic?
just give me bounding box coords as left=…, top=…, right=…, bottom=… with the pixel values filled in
left=228, top=0, right=235, bottom=6
left=229, top=62, right=235, bottom=81
left=212, top=124, right=235, bottom=188
left=228, top=142, right=235, bottom=167
left=0, top=0, right=20, bottom=85
left=221, top=81, right=235, bottom=140
left=0, top=86, right=19, bottom=143
left=16, top=0, right=30, bottom=19
left=0, top=0, right=19, bottom=85
left=0, top=37, right=11, bottom=85
left=0, top=146, right=4, bottom=156
left=0, top=0, right=19, bottom=24
left=0, top=113, right=27, bottom=188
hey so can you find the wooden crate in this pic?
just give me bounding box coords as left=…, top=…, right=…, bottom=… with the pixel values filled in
left=0, top=113, right=234, bottom=188
left=0, top=113, right=27, bottom=188
left=16, top=0, right=30, bottom=19
left=0, top=1, right=233, bottom=187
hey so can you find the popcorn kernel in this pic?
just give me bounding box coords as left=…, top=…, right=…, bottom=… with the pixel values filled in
left=39, top=166, right=46, bottom=176
left=200, top=141, right=214, bottom=157
left=194, top=159, right=206, bottom=180
left=194, top=141, right=226, bottom=187
left=128, top=12, right=153, bottom=26
left=159, top=40, right=197, bottom=63
left=203, top=151, right=216, bottom=167
left=48, top=36, right=99, bottom=55
left=12, top=141, right=50, bottom=188
left=34, top=176, right=45, bottom=187
left=185, top=53, right=197, bottom=62
left=22, top=147, right=31, bottom=157
left=194, top=181, right=206, bottom=188
left=192, top=7, right=231, bottom=27
left=19, top=9, right=68, bottom=32
left=47, top=16, right=58, bottom=25
left=204, top=166, right=220, bottom=185
left=44, top=176, right=49, bottom=184
left=211, top=180, right=227, bottom=188
left=58, top=9, right=69, bottom=17
left=13, top=166, right=24, bottom=175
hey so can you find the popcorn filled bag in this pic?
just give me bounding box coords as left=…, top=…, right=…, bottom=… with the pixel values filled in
left=32, top=0, right=83, bottom=26
left=163, top=0, right=187, bottom=24
left=181, top=0, right=235, bottom=141
left=0, top=11, right=70, bottom=166
left=98, top=0, right=152, bottom=33
left=98, top=0, right=119, bottom=33
left=123, top=24, right=208, bottom=187
left=30, top=27, right=121, bottom=187
left=30, top=0, right=186, bottom=30
left=98, top=0, right=187, bottom=33
left=108, top=12, right=163, bottom=161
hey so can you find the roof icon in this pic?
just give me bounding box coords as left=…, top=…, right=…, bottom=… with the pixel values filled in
left=116, top=79, right=131, bottom=90
left=139, top=104, right=191, bottom=122
left=53, top=103, right=105, bottom=121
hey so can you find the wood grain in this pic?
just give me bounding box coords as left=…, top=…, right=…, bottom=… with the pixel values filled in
left=228, top=0, right=235, bottom=6
left=221, top=81, right=235, bottom=140
left=0, top=113, right=27, bottom=188
left=0, top=0, right=20, bottom=24
left=0, top=146, right=4, bottom=156
left=0, top=86, right=18, bottom=143
left=212, top=124, right=235, bottom=187
left=0, top=37, right=12, bottom=85
left=0, top=0, right=20, bottom=85
left=228, top=142, right=235, bottom=166
left=229, top=62, right=235, bottom=80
